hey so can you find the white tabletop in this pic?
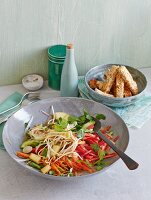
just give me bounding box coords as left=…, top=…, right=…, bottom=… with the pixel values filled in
left=0, top=68, right=151, bottom=200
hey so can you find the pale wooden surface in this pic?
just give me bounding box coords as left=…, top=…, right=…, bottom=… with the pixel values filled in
left=0, top=68, right=151, bottom=200
left=0, top=0, right=151, bottom=85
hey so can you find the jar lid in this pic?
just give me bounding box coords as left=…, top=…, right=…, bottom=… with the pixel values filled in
left=22, top=74, right=44, bottom=91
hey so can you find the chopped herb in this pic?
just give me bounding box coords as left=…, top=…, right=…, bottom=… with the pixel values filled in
left=42, top=148, right=47, bottom=157
left=77, top=159, right=93, bottom=168
left=67, top=172, right=73, bottom=177
left=60, top=118, right=68, bottom=127
left=96, top=165, right=103, bottom=171
left=98, top=150, right=106, bottom=161
left=47, top=123, right=53, bottom=129
left=60, top=174, right=65, bottom=176
left=108, top=131, right=113, bottom=136
left=91, top=143, right=100, bottom=152
left=75, top=124, right=82, bottom=131
left=95, top=160, right=106, bottom=171
left=85, top=160, right=93, bottom=167
left=54, top=118, right=68, bottom=132
left=78, top=115, right=86, bottom=123
left=84, top=109, right=93, bottom=121
left=30, top=141, right=40, bottom=147
left=86, top=114, right=93, bottom=121
left=68, top=115, right=79, bottom=123
left=54, top=124, right=64, bottom=132
left=96, top=114, right=106, bottom=120
left=49, top=170, right=55, bottom=175
left=77, top=129, right=85, bottom=138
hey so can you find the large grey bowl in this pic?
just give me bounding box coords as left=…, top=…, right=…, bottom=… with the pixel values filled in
left=85, top=64, right=147, bottom=107
left=3, top=97, right=129, bottom=180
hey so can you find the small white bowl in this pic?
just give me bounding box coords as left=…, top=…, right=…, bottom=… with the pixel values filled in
left=22, top=74, right=44, bottom=91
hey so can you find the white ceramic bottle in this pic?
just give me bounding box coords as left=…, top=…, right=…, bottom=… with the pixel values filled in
left=60, top=44, right=79, bottom=97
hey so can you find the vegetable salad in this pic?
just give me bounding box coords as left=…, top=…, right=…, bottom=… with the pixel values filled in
left=16, top=110, right=119, bottom=177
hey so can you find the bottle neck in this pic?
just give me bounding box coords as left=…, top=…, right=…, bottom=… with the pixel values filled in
left=66, top=48, right=75, bottom=62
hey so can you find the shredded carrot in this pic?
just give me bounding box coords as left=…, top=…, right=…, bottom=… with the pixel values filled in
left=51, top=164, right=61, bottom=175
left=16, top=151, right=29, bottom=159
left=65, top=158, right=73, bottom=168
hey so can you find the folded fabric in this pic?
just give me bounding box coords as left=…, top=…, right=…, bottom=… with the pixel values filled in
left=0, top=92, right=23, bottom=150
left=78, top=76, right=151, bottom=129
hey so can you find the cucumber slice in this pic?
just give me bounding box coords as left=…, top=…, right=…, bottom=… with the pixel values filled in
left=53, top=112, right=70, bottom=120
left=21, top=140, right=39, bottom=148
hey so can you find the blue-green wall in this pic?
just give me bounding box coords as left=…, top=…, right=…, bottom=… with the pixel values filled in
left=0, top=0, right=151, bottom=85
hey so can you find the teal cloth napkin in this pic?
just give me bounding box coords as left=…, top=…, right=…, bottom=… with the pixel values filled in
left=78, top=76, right=151, bottom=129
left=0, top=92, right=23, bottom=150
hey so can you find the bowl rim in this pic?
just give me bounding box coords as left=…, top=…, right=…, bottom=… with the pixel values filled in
left=2, top=97, right=129, bottom=180
left=85, top=63, right=147, bottom=100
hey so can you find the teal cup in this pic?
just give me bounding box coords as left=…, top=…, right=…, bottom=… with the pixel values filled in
left=48, top=58, right=64, bottom=90
left=48, top=55, right=65, bottom=63
left=48, top=44, right=66, bottom=90
left=48, top=44, right=66, bottom=59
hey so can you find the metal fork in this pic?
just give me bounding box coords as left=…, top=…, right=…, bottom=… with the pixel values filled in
left=93, top=117, right=139, bottom=170
left=0, top=91, right=40, bottom=116
left=0, top=109, right=20, bottom=124
left=0, top=92, right=40, bottom=124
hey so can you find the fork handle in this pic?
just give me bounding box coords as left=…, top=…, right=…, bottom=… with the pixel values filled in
left=97, top=130, right=139, bottom=170
left=0, top=92, right=39, bottom=116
